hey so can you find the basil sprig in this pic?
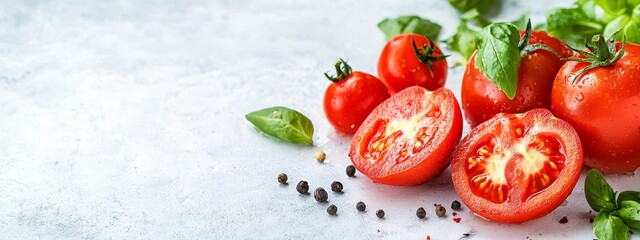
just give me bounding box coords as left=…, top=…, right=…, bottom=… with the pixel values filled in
left=585, top=169, right=640, bottom=240
left=245, top=106, right=314, bottom=145
left=378, top=15, right=442, bottom=41
left=474, top=22, right=522, bottom=99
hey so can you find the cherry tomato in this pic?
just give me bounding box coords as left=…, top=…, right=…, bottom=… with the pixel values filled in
left=349, top=86, right=462, bottom=185
left=551, top=41, right=640, bottom=174
left=451, top=109, right=583, bottom=223
left=377, top=33, right=448, bottom=94
left=461, top=30, right=573, bottom=128
left=323, top=59, right=390, bottom=134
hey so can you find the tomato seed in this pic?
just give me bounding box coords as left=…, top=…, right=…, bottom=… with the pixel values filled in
left=314, top=187, right=328, bottom=202
left=331, top=181, right=343, bottom=193
left=327, top=204, right=337, bottom=215
left=277, top=172, right=288, bottom=184
left=356, top=201, right=366, bottom=212
left=296, top=180, right=309, bottom=194
left=416, top=207, right=426, bottom=219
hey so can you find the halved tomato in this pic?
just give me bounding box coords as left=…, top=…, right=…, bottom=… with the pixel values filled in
left=349, top=86, right=463, bottom=185
left=451, top=108, right=583, bottom=223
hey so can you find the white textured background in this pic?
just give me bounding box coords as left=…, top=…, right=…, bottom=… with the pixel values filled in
left=0, top=0, right=638, bottom=239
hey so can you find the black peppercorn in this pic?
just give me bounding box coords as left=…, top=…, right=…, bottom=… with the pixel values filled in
left=346, top=165, right=356, bottom=177
left=331, top=181, right=343, bottom=193
left=451, top=200, right=461, bottom=211
left=314, top=187, right=328, bottom=202
left=376, top=209, right=385, bottom=218
left=435, top=205, right=446, bottom=217
left=327, top=204, right=337, bottom=215
left=277, top=173, right=288, bottom=184
left=356, top=201, right=366, bottom=212
left=559, top=216, right=568, bottom=224
left=416, top=207, right=426, bottom=219
left=296, top=180, right=309, bottom=194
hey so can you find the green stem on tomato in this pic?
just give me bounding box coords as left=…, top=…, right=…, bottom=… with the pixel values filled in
left=324, top=58, right=353, bottom=82
left=562, top=32, right=627, bottom=83
left=411, top=37, right=448, bottom=77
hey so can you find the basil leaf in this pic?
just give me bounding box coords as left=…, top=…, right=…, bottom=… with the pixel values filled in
left=632, top=4, right=640, bottom=23
left=546, top=0, right=604, bottom=48
left=448, top=0, right=496, bottom=13
left=594, top=211, right=630, bottom=240
left=378, top=16, right=442, bottom=41
left=630, top=0, right=640, bottom=9
left=595, top=0, right=628, bottom=15
left=585, top=169, right=618, bottom=212
left=618, top=206, right=640, bottom=230
left=446, top=21, right=480, bottom=62
left=603, top=15, right=630, bottom=40
left=474, top=23, right=521, bottom=99
left=617, top=191, right=640, bottom=207
left=245, top=106, right=314, bottom=144
left=624, top=21, right=640, bottom=43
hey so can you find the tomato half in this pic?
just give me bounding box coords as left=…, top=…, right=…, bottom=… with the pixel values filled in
left=461, top=30, right=573, bottom=128
left=349, top=86, right=462, bottom=185
left=551, top=42, right=640, bottom=173
left=377, top=33, right=448, bottom=94
left=323, top=60, right=390, bottom=134
left=451, top=109, right=583, bottom=223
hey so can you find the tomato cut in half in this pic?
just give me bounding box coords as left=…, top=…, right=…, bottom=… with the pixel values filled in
left=349, top=86, right=463, bottom=186
left=451, top=109, right=583, bottom=223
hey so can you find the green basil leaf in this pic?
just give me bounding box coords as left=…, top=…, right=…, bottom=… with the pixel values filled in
left=460, top=8, right=491, bottom=27
left=378, top=16, right=442, bottom=41
left=594, top=211, right=630, bottom=240
left=595, top=0, right=628, bottom=15
left=630, top=0, right=640, bottom=9
left=448, top=0, right=496, bottom=13
left=245, top=106, right=314, bottom=144
left=618, top=191, right=640, bottom=207
left=624, top=21, right=640, bottom=43
left=604, top=15, right=631, bottom=40
left=617, top=204, right=640, bottom=230
left=474, top=23, right=521, bottom=99
left=546, top=0, right=604, bottom=48
left=632, top=4, right=640, bottom=23
left=445, top=22, right=480, bottom=62
left=585, top=169, right=618, bottom=212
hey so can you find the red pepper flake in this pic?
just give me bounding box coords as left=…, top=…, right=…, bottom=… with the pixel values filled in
left=453, top=217, right=462, bottom=223
left=426, top=236, right=431, bottom=240
left=452, top=212, right=458, bottom=216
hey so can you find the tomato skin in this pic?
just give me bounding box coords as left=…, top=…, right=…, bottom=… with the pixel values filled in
left=377, top=33, right=448, bottom=94
left=451, top=109, right=583, bottom=223
left=323, top=71, right=390, bottom=134
left=349, top=86, right=462, bottom=185
left=461, top=30, right=573, bottom=128
left=551, top=42, right=640, bottom=174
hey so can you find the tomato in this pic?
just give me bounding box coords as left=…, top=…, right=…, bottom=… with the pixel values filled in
left=377, top=33, right=448, bottom=94
left=461, top=30, right=573, bottom=128
left=349, top=86, right=463, bottom=185
left=323, top=59, right=390, bottom=134
left=551, top=42, right=640, bottom=174
left=451, top=109, right=583, bottom=223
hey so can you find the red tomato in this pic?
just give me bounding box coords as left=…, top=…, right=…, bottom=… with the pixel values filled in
left=451, top=109, right=583, bottom=223
left=349, top=86, right=463, bottom=185
left=323, top=60, right=390, bottom=134
left=377, top=33, right=448, bottom=94
left=551, top=42, right=640, bottom=174
left=461, top=30, right=573, bottom=128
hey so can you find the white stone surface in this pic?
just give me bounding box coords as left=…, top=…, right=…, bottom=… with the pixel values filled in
left=0, top=0, right=638, bottom=239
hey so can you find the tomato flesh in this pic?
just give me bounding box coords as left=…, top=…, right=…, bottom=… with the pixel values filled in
left=451, top=109, right=582, bottom=223
left=350, top=86, right=462, bottom=186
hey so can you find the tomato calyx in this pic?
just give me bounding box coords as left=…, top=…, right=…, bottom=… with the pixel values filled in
left=518, top=20, right=561, bottom=58
left=562, top=32, right=627, bottom=83
left=411, top=37, right=448, bottom=77
left=324, top=58, right=353, bottom=82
